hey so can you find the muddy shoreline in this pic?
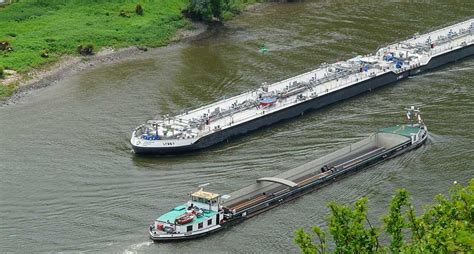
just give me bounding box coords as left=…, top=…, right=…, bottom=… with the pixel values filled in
left=1, top=22, right=213, bottom=106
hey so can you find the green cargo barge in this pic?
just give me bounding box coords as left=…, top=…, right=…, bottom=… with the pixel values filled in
left=149, top=107, right=428, bottom=241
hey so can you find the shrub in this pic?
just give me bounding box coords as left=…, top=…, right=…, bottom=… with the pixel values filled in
left=294, top=180, right=474, bottom=253
left=40, top=49, right=49, bottom=58
left=186, top=0, right=231, bottom=22
left=135, top=4, right=144, bottom=16
left=119, top=10, right=130, bottom=18
left=186, top=0, right=213, bottom=21
left=0, top=83, right=17, bottom=98
left=0, top=40, right=11, bottom=51
left=77, top=44, right=94, bottom=56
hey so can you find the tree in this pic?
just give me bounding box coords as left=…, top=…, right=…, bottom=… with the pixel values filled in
left=294, top=179, right=474, bottom=253
left=327, top=197, right=379, bottom=253
left=187, top=0, right=212, bottom=21
left=187, top=0, right=230, bottom=22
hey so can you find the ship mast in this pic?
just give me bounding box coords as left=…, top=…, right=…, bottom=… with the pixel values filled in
left=405, top=106, right=423, bottom=126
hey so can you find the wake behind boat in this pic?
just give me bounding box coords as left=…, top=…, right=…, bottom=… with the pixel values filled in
left=131, top=20, right=470, bottom=155
left=149, top=107, right=428, bottom=241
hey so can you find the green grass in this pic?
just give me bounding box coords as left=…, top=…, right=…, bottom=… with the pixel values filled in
left=0, top=82, right=17, bottom=98
left=0, top=0, right=190, bottom=73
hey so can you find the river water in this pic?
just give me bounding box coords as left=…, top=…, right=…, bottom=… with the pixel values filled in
left=1, top=1, right=473, bottom=253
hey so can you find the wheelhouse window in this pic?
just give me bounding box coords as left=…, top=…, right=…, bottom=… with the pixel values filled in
left=192, top=196, right=209, bottom=204
left=210, top=198, right=217, bottom=205
left=187, top=225, right=193, bottom=232
left=198, top=222, right=203, bottom=229
left=207, top=219, right=212, bottom=226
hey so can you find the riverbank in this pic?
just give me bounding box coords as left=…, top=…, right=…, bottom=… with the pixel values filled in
left=1, top=21, right=210, bottom=105
left=0, top=0, right=260, bottom=101
left=0, top=0, right=188, bottom=99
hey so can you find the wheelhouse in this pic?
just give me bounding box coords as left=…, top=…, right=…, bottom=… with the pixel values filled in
left=150, top=188, right=224, bottom=239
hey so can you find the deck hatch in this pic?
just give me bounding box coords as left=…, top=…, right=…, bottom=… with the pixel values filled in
left=256, top=177, right=298, bottom=188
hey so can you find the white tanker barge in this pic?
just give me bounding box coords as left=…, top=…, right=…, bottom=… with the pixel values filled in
left=149, top=107, right=428, bottom=241
left=132, top=19, right=472, bottom=155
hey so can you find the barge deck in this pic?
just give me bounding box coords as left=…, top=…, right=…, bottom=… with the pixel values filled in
left=222, top=131, right=413, bottom=215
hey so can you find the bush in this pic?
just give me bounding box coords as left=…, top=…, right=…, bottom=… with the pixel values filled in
left=135, top=4, right=144, bottom=16
left=40, top=49, right=49, bottom=58
left=0, top=83, right=17, bottom=98
left=186, top=0, right=219, bottom=22
left=294, top=180, right=474, bottom=253
left=0, top=40, right=11, bottom=51
left=186, top=0, right=241, bottom=22
left=77, top=44, right=94, bottom=56
left=119, top=9, right=130, bottom=18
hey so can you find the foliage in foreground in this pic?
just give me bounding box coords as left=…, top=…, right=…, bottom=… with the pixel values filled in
left=294, top=179, right=474, bottom=253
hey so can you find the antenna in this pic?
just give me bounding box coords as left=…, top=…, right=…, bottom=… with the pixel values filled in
left=198, top=183, right=210, bottom=188
left=404, top=106, right=422, bottom=125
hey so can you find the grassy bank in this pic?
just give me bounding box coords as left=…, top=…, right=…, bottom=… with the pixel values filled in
left=0, top=0, right=189, bottom=73
left=0, top=0, right=259, bottom=98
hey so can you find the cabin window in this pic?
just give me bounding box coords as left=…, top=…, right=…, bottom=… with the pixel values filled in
left=207, top=219, right=212, bottom=226
left=187, top=225, right=193, bottom=232
left=198, top=222, right=203, bottom=229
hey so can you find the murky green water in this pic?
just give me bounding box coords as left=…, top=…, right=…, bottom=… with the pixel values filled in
left=1, top=1, right=473, bottom=253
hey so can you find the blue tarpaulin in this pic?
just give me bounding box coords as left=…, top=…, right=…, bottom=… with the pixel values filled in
left=395, top=60, right=403, bottom=69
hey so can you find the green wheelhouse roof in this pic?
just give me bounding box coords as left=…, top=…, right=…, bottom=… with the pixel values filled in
left=379, top=124, right=421, bottom=137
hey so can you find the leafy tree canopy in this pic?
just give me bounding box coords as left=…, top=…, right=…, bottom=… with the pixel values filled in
left=294, top=179, right=474, bottom=253
left=186, top=0, right=233, bottom=22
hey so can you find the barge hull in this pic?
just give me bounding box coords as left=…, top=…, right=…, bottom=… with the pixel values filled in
left=411, top=43, right=474, bottom=75
left=133, top=44, right=470, bottom=155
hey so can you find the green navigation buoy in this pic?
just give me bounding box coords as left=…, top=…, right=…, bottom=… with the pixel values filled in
left=259, top=43, right=268, bottom=54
